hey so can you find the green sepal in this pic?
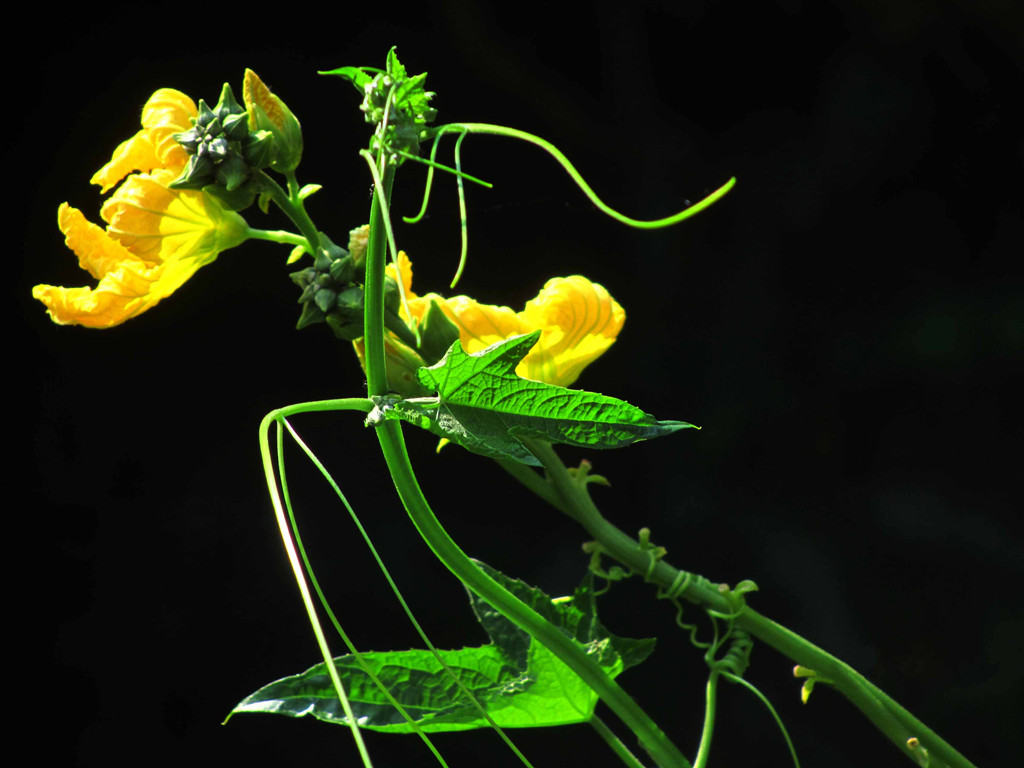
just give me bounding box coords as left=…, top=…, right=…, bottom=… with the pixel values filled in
left=319, top=65, right=375, bottom=92
left=229, top=561, right=653, bottom=732
left=201, top=182, right=259, bottom=212
left=257, top=190, right=272, bottom=215
left=285, top=244, right=306, bottom=264
left=248, top=100, right=303, bottom=172
left=366, top=332, right=696, bottom=465
left=417, top=299, right=461, bottom=364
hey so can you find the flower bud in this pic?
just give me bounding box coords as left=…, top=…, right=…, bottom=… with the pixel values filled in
left=243, top=69, right=303, bottom=173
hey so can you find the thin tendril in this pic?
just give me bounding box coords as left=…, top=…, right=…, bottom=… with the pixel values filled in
left=281, top=416, right=537, bottom=768
left=396, top=148, right=492, bottom=191
left=721, top=672, right=802, bottom=768
left=451, top=130, right=469, bottom=288
left=445, top=122, right=736, bottom=229
left=276, top=418, right=452, bottom=768
left=255, top=413, right=374, bottom=768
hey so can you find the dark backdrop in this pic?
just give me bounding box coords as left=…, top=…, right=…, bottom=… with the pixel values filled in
left=15, top=2, right=1021, bottom=766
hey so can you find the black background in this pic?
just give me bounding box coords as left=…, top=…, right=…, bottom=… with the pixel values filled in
left=15, top=2, right=1021, bottom=766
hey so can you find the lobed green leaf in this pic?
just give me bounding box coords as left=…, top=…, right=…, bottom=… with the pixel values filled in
left=368, top=332, right=696, bottom=464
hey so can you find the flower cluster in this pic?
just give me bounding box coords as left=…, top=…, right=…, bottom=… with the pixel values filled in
left=34, top=73, right=625, bottom=391
left=33, top=88, right=253, bottom=327
left=358, top=252, right=625, bottom=391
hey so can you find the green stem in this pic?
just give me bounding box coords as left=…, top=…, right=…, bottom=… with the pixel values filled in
left=377, top=420, right=689, bottom=768
left=361, top=158, right=690, bottom=768
left=362, top=159, right=395, bottom=396
left=257, top=170, right=322, bottom=254
left=521, top=439, right=978, bottom=768
left=495, top=458, right=573, bottom=517
left=245, top=227, right=309, bottom=248
left=735, top=610, right=969, bottom=768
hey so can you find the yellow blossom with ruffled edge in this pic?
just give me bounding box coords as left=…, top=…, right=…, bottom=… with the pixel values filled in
left=33, top=89, right=249, bottom=328
left=377, top=252, right=625, bottom=387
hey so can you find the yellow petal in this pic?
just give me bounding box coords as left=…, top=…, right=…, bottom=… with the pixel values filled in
left=58, top=203, right=151, bottom=279
left=445, top=295, right=527, bottom=353
left=41, top=179, right=244, bottom=328
left=518, top=276, right=625, bottom=386
left=90, top=132, right=162, bottom=194
left=385, top=250, right=416, bottom=301
left=90, top=88, right=197, bottom=193
left=101, top=169, right=247, bottom=263
left=33, top=220, right=174, bottom=329
left=140, top=88, right=197, bottom=168
left=243, top=69, right=284, bottom=130
left=33, top=260, right=162, bottom=328
left=33, top=241, right=212, bottom=329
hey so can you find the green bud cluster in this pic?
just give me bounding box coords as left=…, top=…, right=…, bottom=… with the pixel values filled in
left=289, top=235, right=403, bottom=341
left=360, top=66, right=437, bottom=161
left=290, top=234, right=361, bottom=338
left=324, top=48, right=437, bottom=163
left=171, top=83, right=273, bottom=210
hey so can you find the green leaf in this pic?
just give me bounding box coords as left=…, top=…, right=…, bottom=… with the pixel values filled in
left=386, top=46, right=406, bottom=79
left=230, top=562, right=654, bottom=732
left=469, top=561, right=656, bottom=676
left=367, top=332, right=696, bottom=465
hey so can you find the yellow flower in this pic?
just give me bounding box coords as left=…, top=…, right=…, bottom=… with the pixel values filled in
left=381, top=252, right=625, bottom=387
left=33, top=89, right=248, bottom=328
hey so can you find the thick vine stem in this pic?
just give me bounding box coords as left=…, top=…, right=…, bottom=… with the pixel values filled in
left=519, top=438, right=978, bottom=768
left=361, top=157, right=690, bottom=768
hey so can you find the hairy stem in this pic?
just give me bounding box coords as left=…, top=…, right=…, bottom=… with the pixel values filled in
left=520, top=439, right=978, bottom=768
